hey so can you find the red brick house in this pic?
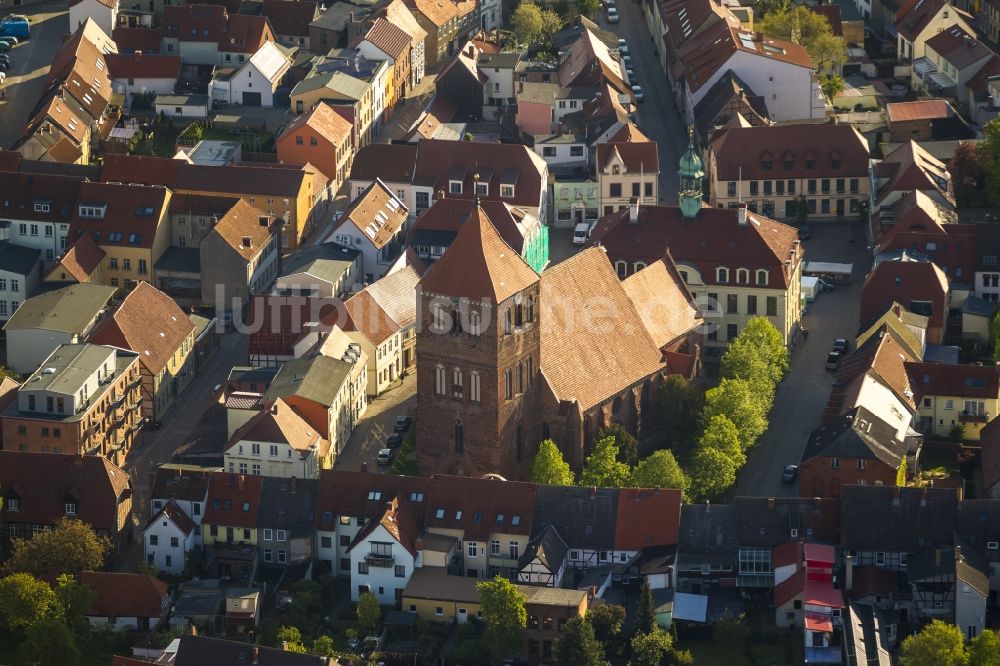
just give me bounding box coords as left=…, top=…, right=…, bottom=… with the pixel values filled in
left=859, top=259, right=949, bottom=344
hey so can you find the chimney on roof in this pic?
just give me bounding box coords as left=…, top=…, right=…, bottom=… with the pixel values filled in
left=187, top=624, right=198, bottom=636
left=588, top=586, right=597, bottom=601
left=845, top=554, right=853, bottom=591
left=628, top=198, right=639, bottom=225
left=767, top=497, right=775, bottom=510
left=436, top=190, right=445, bottom=201
left=291, top=476, right=297, bottom=494
left=737, top=203, right=748, bottom=226
left=361, top=462, right=368, bottom=473
left=238, top=474, right=245, bottom=490
left=590, top=486, right=597, bottom=499
left=957, top=486, right=963, bottom=502
left=921, top=486, right=928, bottom=506
left=252, top=647, right=259, bottom=665
left=934, top=547, right=941, bottom=567
left=281, top=641, right=289, bottom=651
left=271, top=403, right=278, bottom=415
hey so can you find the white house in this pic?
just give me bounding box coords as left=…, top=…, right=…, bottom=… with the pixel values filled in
left=149, top=465, right=213, bottom=546
left=224, top=398, right=333, bottom=479
left=0, top=171, right=82, bottom=266
left=325, top=178, right=409, bottom=284
left=895, top=0, right=974, bottom=62
left=0, top=243, right=41, bottom=322
left=517, top=525, right=568, bottom=588
left=144, top=500, right=198, bottom=574
left=106, top=53, right=182, bottom=100
left=348, top=498, right=417, bottom=603
left=208, top=41, right=291, bottom=107
left=81, top=572, right=169, bottom=632
left=155, top=94, right=210, bottom=118
left=69, top=0, right=118, bottom=40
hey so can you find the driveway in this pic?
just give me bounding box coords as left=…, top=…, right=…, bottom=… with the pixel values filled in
left=334, top=373, right=416, bottom=472
left=735, top=220, right=872, bottom=498
left=0, top=5, right=68, bottom=149
left=596, top=0, right=686, bottom=203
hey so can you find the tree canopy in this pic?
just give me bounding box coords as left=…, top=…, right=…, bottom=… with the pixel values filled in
left=970, top=629, right=1000, bottom=666
left=554, top=615, right=605, bottom=666
left=657, top=374, right=703, bottom=456
left=598, top=423, right=639, bottom=466
left=758, top=6, right=847, bottom=71
left=630, top=450, right=688, bottom=494
left=900, top=620, right=968, bottom=666
left=276, top=626, right=308, bottom=653
left=20, top=617, right=79, bottom=666
left=630, top=630, right=674, bottom=666
left=636, top=578, right=657, bottom=635
left=512, top=2, right=544, bottom=44
left=532, top=439, right=575, bottom=485
left=702, top=378, right=769, bottom=450
left=356, top=591, right=381, bottom=632
left=0, top=573, right=58, bottom=631
left=586, top=603, right=625, bottom=647
left=689, top=445, right=739, bottom=501
left=54, top=574, right=94, bottom=637
left=575, top=0, right=600, bottom=17
left=580, top=436, right=631, bottom=488
left=983, top=116, right=1000, bottom=208
left=2, top=518, right=110, bottom=578
left=477, top=576, right=528, bottom=664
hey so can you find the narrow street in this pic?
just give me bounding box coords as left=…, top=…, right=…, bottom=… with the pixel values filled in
left=334, top=374, right=416, bottom=472
left=735, top=221, right=871, bottom=498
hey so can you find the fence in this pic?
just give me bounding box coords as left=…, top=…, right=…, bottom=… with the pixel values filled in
left=834, top=110, right=884, bottom=124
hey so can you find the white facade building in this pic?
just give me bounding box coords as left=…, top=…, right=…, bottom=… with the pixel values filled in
left=144, top=501, right=198, bottom=574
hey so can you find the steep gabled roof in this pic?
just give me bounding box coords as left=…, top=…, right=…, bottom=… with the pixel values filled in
left=363, top=18, right=411, bottom=59
left=621, top=255, right=701, bottom=350
left=81, top=572, right=167, bottom=618
left=905, top=361, right=1000, bottom=399
left=419, top=202, right=539, bottom=303
left=532, top=485, right=618, bottom=551
left=802, top=407, right=908, bottom=468
left=229, top=398, right=329, bottom=457
left=518, top=524, right=568, bottom=571
left=614, top=488, right=683, bottom=549
left=143, top=499, right=197, bottom=535
left=840, top=485, right=958, bottom=552
left=202, top=472, right=264, bottom=529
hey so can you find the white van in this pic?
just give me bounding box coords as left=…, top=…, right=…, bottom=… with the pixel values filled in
left=573, top=221, right=592, bottom=245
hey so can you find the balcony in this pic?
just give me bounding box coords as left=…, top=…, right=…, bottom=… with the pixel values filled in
left=960, top=411, right=988, bottom=424
left=488, top=555, right=519, bottom=569
left=447, top=554, right=463, bottom=576
left=364, top=552, right=395, bottom=567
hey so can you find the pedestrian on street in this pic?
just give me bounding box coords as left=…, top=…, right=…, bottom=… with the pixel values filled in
left=801, top=327, right=809, bottom=341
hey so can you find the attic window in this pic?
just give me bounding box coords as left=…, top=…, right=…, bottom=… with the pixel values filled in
left=242, top=501, right=250, bottom=512
left=213, top=500, right=221, bottom=509
left=241, top=236, right=252, bottom=248
left=455, top=510, right=463, bottom=520
left=989, top=542, right=999, bottom=550
left=65, top=503, right=77, bottom=516
left=79, top=204, right=106, bottom=219
left=128, top=233, right=140, bottom=244
left=449, top=180, right=463, bottom=195
left=511, top=515, right=520, bottom=526
left=410, top=492, right=424, bottom=502
left=34, top=202, right=50, bottom=213
left=473, top=511, right=482, bottom=523
left=435, top=508, right=445, bottom=519
left=368, top=491, right=381, bottom=501
left=224, top=500, right=232, bottom=511
left=476, top=181, right=488, bottom=196
left=496, top=513, right=504, bottom=525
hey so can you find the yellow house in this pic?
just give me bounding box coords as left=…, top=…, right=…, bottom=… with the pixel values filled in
left=596, top=127, right=659, bottom=216
left=88, top=281, right=197, bottom=421
left=907, top=361, right=1000, bottom=441
left=402, top=567, right=483, bottom=623
left=201, top=472, right=264, bottom=582
left=855, top=302, right=926, bottom=359
left=290, top=69, right=376, bottom=148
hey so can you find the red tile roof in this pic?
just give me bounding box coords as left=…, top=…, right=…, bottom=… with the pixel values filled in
left=407, top=198, right=534, bottom=254
left=151, top=466, right=216, bottom=503
left=773, top=541, right=804, bottom=568
left=106, top=53, right=182, bottom=80
left=596, top=141, right=659, bottom=176
left=261, top=0, right=317, bottom=37
left=589, top=205, right=802, bottom=289
left=620, top=254, right=701, bottom=351
left=364, top=17, right=411, bottom=59
left=277, top=101, right=353, bottom=151
left=774, top=568, right=805, bottom=607
left=708, top=124, right=869, bottom=181
left=53, top=233, right=105, bottom=283
left=343, top=291, right=400, bottom=346
left=336, top=179, right=409, bottom=250
left=221, top=14, right=274, bottom=54
left=613, top=488, right=682, bottom=549
left=67, top=181, right=170, bottom=250
left=314, top=470, right=430, bottom=528
left=101, top=154, right=185, bottom=186
left=424, top=475, right=536, bottom=541
left=859, top=260, right=948, bottom=333
left=886, top=99, right=952, bottom=123
left=0, top=377, right=19, bottom=417
left=112, top=26, right=164, bottom=54
left=924, top=25, right=993, bottom=70
left=905, top=361, right=1000, bottom=399
left=847, top=565, right=900, bottom=600
left=144, top=499, right=197, bottom=535
left=229, top=397, right=330, bottom=455
left=81, top=572, right=168, bottom=619
left=350, top=497, right=421, bottom=555
left=875, top=141, right=953, bottom=206
left=895, top=0, right=960, bottom=41
left=419, top=202, right=539, bottom=303
left=164, top=4, right=228, bottom=44
left=0, top=171, right=84, bottom=225
left=202, top=472, right=264, bottom=529
left=966, top=55, right=1000, bottom=93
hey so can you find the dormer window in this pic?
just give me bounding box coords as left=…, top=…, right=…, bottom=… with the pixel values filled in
left=7, top=498, right=19, bottom=512
left=79, top=204, right=106, bottom=219
left=34, top=201, right=51, bottom=213
left=65, top=502, right=77, bottom=516
left=449, top=180, right=462, bottom=194
left=476, top=181, right=488, bottom=196
left=612, top=165, right=621, bottom=175
left=756, top=269, right=769, bottom=286
left=736, top=268, right=749, bottom=284
left=716, top=267, right=729, bottom=283
left=501, top=184, right=514, bottom=198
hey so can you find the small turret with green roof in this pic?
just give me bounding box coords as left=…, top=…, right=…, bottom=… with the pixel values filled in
left=678, top=126, right=704, bottom=219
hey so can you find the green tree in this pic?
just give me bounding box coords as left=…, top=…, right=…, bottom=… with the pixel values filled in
left=554, top=615, right=606, bottom=666
left=356, top=590, right=381, bottom=632
left=702, top=378, right=769, bottom=450
left=811, top=33, right=848, bottom=71
left=970, top=628, right=1000, bottom=666
left=636, top=578, right=656, bottom=634
left=630, top=630, right=673, bottom=666
left=721, top=317, right=789, bottom=389
left=276, top=626, right=308, bottom=653
left=580, top=436, right=631, bottom=488
left=2, top=518, right=110, bottom=578
left=477, top=576, right=527, bottom=664
left=758, top=5, right=846, bottom=72
left=900, top=620, right=968, bottom=666
left=689, top=446, right=739, bottom=500
left=586, top=603, right=625, bottom=647
left=19, top=618, right=79, bottom=666
left=312, top=635, right=336, bottom=657
left=0, top=573, right=57, bottom=631
left=698, top=414, right=745, bottom=464
left=991, top=308, right=1000, bottom=362
left=532, top=439, right=575, bottom=485
left=630, top=450, right=688, bottom=493
left=657, top=374, right=703, bottom=455
left=820, top=74, right=846, bottom=100
left=713, top=615, right=750, bottom=644
left=598, top=423, right=639, bottom=466
left=576, top=0, right=600, bottom=17
left=54, top=573, right=95, bottom=637
left=540, top=8, right=563, bottom=41
left=511, top=1, right=544, bottom=44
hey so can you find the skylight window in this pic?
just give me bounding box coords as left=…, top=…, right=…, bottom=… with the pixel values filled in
left=368, top=491, right=381, bottom=500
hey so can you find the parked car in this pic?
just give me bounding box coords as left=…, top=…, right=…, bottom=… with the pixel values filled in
left=626, top=68, right=635, bottom=82
left=394, top=415, right=413, bottom=433
left=607, top=7, right=619, bottom=22
left=797, top=224, right=812, bottom=240
left=0, top=36, right=18, bottom=46
left=631, top=85, right=645, bottom=102
left=0, top=71, right=5, bottom=83
left=386, top=433, right=403, bottom=449
left=825, top=351, right=842, bottom=371
left=377, top=448, right=394, bottom=466
left=622, top=55, right=632, bottom=69
left=0, top=41, right=12, bottom=52
left=832, top=338, right=850, bottom=354
left=0, top=54, right=11, bottom=63
left=573, top=221, right=593, bottom=245
left=782, top=465, right=798, bottom=483
left=618, top=39, right=629, bottom=56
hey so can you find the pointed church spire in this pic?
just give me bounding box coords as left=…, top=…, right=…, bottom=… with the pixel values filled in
left=678, top=126, right=704, bottom=219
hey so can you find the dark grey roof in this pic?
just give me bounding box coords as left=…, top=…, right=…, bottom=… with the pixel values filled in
left=0, top=241, right=41, bottom=276
left=279, top=241, right=359, bottom=286
left=801, top=407, right=907, bottom=468
left=4, top=282, right=116, bottom=333
left=906, top=544, right=956, bottom=581
left=693, top=70, right=768, bottom=138
left=955, top=499, right=1000, bottom=561
left=845, top=603, right=892, bottom=666
left=531, top=485, right=618, bottom=550
left=229, top=365, right=280, bottom=385
left=155, top=246, right=201, bottom=274
left=732, top=497, right=838, bottom=547
left=258, top=477, right=318, bottom=538
left=841, top=485, right=959, bottom=553
left=519, top=523, right=568, bottom=571
left=551, top=16, right=618, bottom=51
left=477, top=52, right=522, bottom=69
left=678, top=503, right=738, bottom=554
left=264, top=354, right=352, bottom=408
left=175, top=635, right=329, bottom=666
left=964, top=295, right=994, bottom=317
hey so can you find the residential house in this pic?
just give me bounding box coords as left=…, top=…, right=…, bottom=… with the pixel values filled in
left=0, top=243, right=41, bottom=322
left=315, top=327, right=369, bottom=429
left=88, top=281, right=197, bottom=421
left=347, top=0, right=426, bottom=86
left=692, top=71, right=772, bottom=149
left=81, top=572, right=168, bottom=631
left=3, top=283, right=116, bottom=375
left=974, top=222, right=1000, bottom=303
left=906, top=361, right=1000, bottom=440
left=201, top=472, right=264, bottom=582
left=277, top=102, right=354, bottom=197
left=860, top=258, right=949, bottom=344
left=402, top=567, right=481, bottom=622
left=144, top=499, right=198, bottom=574
left=0, top=451, right=134, bottom=562
left=246, top=296, right=341, bottom=366
left=357, top=18, right=413, bottom=118
left=326, top=179, right=408, bottom=284
left=113, top=26, right=163, bottom=55
left=208, top=40, right=291, bottom=107
left=979, top=418, right=1000, bottom=498
left=346, top=143, right=418, bottom=212
left=154, top=94, right=210, bottom=118
left=1, top=344, right=143, bottom=465
left=263, top=353, right=362, bottom=457
left=596, top=131, right=659, bottom=215
left=612, top=488, right=683, bottom=585
left=349, top=497, right=420, bottom=603
left=260, top=0, right=316, bottom=50
left=406, top=0, right=478, bottom=68
left=224, top=587, right=261, bottom=634
left=895, top=0, right=974, bottom=61
left=69, top=0, right=118, bottom=37
left=106, top=52, right=182, bottom=104
left=531, top=485, right=617, bottom=571
left=874, top=190, right=971, bottom=282
left=171, top=634, right=336, bottom=666
left=0, top=170, right=84, bottom=267
left=224, top=398, right=333, bottom=478
left=258, top=476, right=318, bottom=568
left=274, top=241, right=361, bottom=298
left=162, top=6, right=275, bottom=67
left=434, top=45, right=485, bottom=119
left=521, top=586, right=589, bottom=663
left=675, top=502, right=739, bottom=593
left=408, top=198, right=548, bottom=272
left=913, top=25, right=994, bottom=108
left=360, top=264, right=421, bottom=373
left=799, top=407, right=911, bottom=498
left=290, top=53, right=382, bottom=148
left=707, top=123, right=871, bottom=221
left=963, top=295, right=994, bottom=341
left=307, top=2, right=355, bottom=54
left=518, top=525, right=569, bottom=587
left=907, top=543, right=988, bottom=639
left=550, top=179, right=600, bottom=230
left=886, top=99, right=969, bottom=142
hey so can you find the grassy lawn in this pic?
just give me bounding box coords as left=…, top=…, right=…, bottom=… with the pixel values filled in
left=321, top=620, right=362, bottom=652
left=684, top=637, right=802, bottom=665
left=0, top=630, right=111, bottom=666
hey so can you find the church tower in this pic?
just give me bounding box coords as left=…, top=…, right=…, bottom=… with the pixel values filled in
left=679, top=128, right=705, bottom=219
left=415, top=191, right=542, bottom=479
